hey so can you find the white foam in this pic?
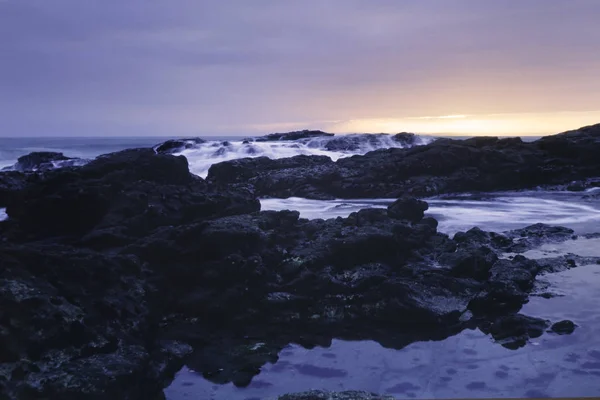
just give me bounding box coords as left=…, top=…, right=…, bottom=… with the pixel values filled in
left=260, top=197, right=392, bottom=220
left=427, top=196, right=600, bottom=236
left=0, top=208, right=7, bottom=222
left=175, top=134, right=433, bottom=178
left=260, top=193, right=600, bottom=236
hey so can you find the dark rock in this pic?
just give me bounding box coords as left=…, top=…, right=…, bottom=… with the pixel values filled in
left=13, top=152, right=72, bottom=172
left=505, top=224, right=575, bottom=252
left=468, top=256, right=541, bottom=315
left=443, top=246, right=498, bottom=281
left=208, top=123, right=600, bottom=199
left=0, top=171, right=28, bottom=207
left=5, top=148, right=259, bottom=242
left=153, top=137, right=205, bottom=154
left=2, top=135, right=590, bottom=398
left=207, top=155, right=337, bottom=200
left=323, top=134, right=393, bottom=152
left=254, top=129, right=334, bottom=142
left=0, top=244, right=191, bottom=399
left=393, top=132, right=418, bottom=146
left=387, top=197, right=428, bottom=223
left=480, top=314, right=549, bottom=349
left=550, top=320, right=577, bottom=335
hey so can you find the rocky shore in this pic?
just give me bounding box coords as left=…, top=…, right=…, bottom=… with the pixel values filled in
left=207, top=123, right=600, bottom=199
left=0, top=124, right=598, bottom=399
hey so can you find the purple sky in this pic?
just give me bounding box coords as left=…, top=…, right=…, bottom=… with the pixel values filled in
left=1, top=1, right=600, bottom=136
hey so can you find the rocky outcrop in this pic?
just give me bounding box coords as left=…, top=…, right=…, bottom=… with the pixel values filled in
left=253, top=130, right=334, bottom=142
left=208, top=123, right=600, bottom=199
left=0, top=140, right=586, bottom=398
left=153, top=138, right=206, bottom=154
left=10, top=152, right=72, bottom=172
left=0, top=171, right=28, bottom=207
left=3, top=148, right=259, bottom=243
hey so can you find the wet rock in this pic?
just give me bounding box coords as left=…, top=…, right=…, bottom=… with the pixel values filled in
left=208, top=123, right=600, bottom=199
left=550, top=320, right=577, bottom=335
left=0, top=171, right=28, bottom=207
left=5, top=148, right=259, bottom=242
left=468, top=256, right=541, bottom=315
left=393, top=132, right=418, bottom=146
left=480, top=314, right=549, bottom=349
left=2, top=137, right=590, bottom=398
left=505, top=223, right=575, bottom=252
left=13, top=152, right=73, bottom=172
left=278, top=391, right=395, bottom=400
left=254, top=129, right=334, bottom=142
left=387, top=197, right=428, bottom=223
left=323, top=134, right=394, bottom=152
left=0, top=243, right=191, bottom=400
left=207, top=155, right=337, bottom=200
left=442, top=246, right=498, bottom=281
left=154, top=137, right=205, bottom=154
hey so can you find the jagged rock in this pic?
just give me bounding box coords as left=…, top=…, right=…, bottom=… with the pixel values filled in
left=480, top=314, right=550, bottom=349
left=0, top=171, right=28, bottom=207
left=393, top=132, right=418, bottom=146
left=2, top=126, right=596, bottom=398
left=4, top=148, right=259, bottom=242
left=254, top=130, right=334, bottom=142
left=13, top=152, right=71, bottom=172
left=153, top=138, right=205, bottom=154
left=208, top=123, right=600, bottom=199
left=387, top=197, right=428, bottom=223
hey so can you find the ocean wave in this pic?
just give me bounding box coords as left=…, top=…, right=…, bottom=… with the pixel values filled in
left=260, top=192, right=600, bottom=236
left=172, top=133, right=433, bottom=178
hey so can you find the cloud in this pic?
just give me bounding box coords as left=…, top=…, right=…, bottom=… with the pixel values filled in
left=1, top=0, right=600, bottom=136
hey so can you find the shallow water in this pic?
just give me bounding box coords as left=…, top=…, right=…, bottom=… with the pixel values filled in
left=260, top=189, right=600, bottom=236
left=165, top=193, right=600, bottom=399
left=165, top=249, right=600, bottom=400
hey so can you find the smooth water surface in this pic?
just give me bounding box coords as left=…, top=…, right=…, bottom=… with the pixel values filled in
left=165, top=261, right=600, bottom=399
left=165, top=196, right=600, bottom=399
left=260, top=189, right=600, bottom=236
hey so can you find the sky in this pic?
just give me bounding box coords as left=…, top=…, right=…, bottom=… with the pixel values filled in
left=1, top=0, right=600, bottom=137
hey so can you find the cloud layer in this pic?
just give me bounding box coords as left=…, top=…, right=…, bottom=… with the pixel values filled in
left=1, top=1, right=600, bottom=136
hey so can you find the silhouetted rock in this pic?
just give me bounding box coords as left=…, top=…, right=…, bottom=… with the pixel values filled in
left=154, top=137, right=205, bottom=154
left=3, top=149, right=259, bottom=248
left=393, top=132, right=418, bottom=145
left=0, top=171, right=28, bottom=207
left=208, top=123, right=600, bottom=199
left=550, top=320, right=577, bottom=335
left=387, top=197, right=428, bottom=222
left=254, top=129, right=334, bottom=142
left=2, top=125, right=597, bottom=398
left=13, top=152, right=72, bottom=171
left=480, top=314, right=549, bottom=349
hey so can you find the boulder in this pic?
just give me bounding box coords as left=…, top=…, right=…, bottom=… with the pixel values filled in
left=254, top=130, right=334, bottom=142
left=13, top=152, right=72, bottom=172
left=153, top=137, right=205, bottom=154
left=5, top=148, right=260, bottom=243
left=387, top=197, right=428, bottom=223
